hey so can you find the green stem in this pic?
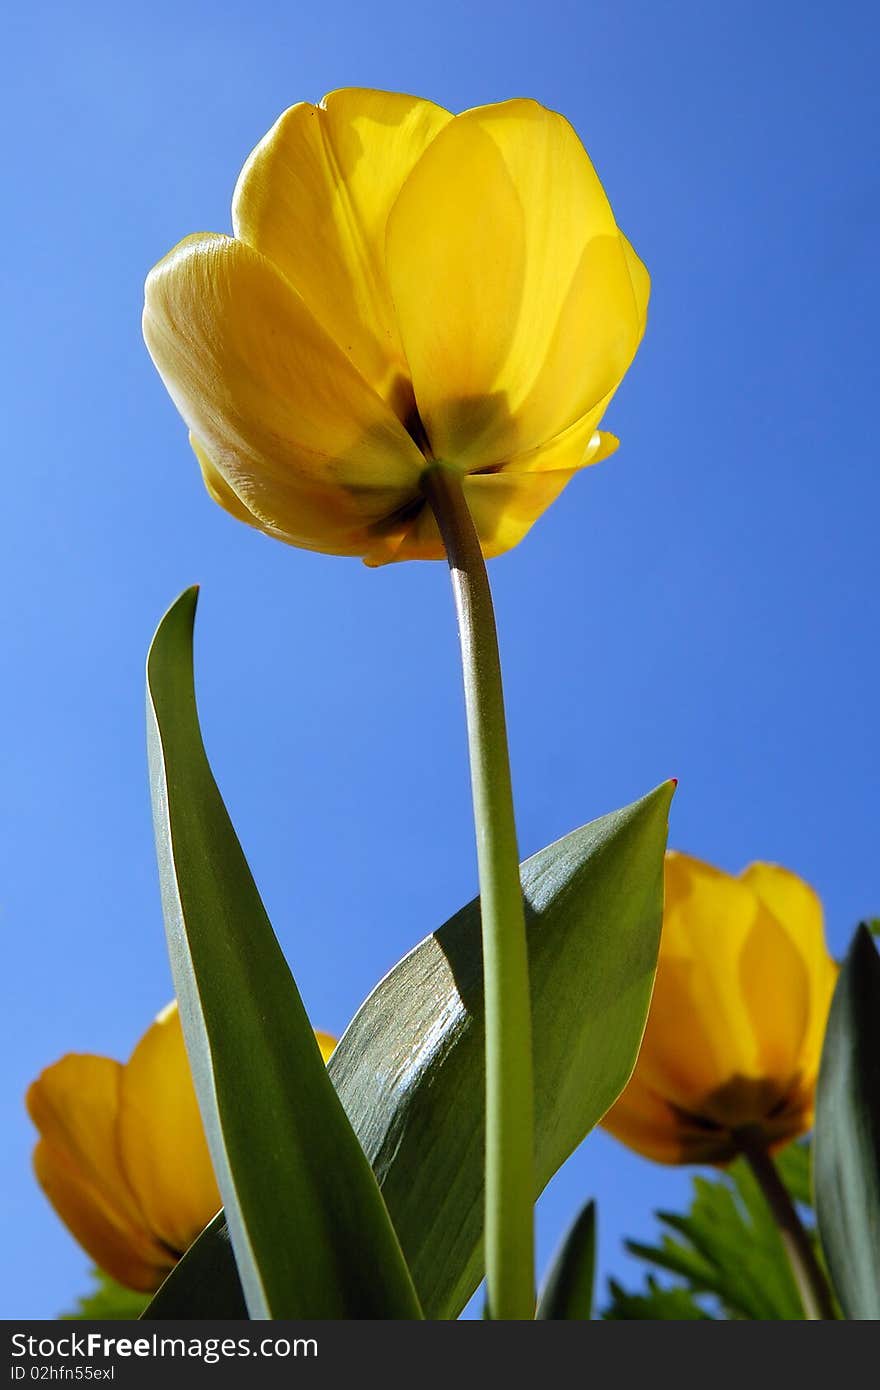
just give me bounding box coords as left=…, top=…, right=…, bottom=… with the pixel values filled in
left=422, top=464, right=535, bottom=1321
left=736, top=1130, right=836, bottom=1320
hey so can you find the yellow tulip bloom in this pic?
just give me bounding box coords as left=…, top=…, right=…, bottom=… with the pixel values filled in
left=602, top=853, right=838, bottom=1165
left=27, top=1002, right=336, bottom=1291
left=143, top=88, right=649, bottom=565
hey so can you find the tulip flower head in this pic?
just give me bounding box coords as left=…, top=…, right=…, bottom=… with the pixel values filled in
left=27, top=1002, right=336, bottom=1291
left=602, top=853, right=838, bottom=1165
left=143, top=89, right=649, bottom=565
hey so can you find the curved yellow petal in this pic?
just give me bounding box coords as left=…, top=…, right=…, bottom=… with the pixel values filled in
left=315, top=1031, right=337, bottom=1063
left=601, top=1074, right=692, bottom=1164
left=737, top=906, right=811, bottom=1082
left=635, top=854, right=766, bottom=1109
left=32, top=1141, right=172, bottom=1292
left=192, top=434, right=265, bottom=532
left=27, top=1057, right=169, bottom=1289
left=608, top=851, right=834, bottom=1163
left=144, top=233, right=425, bottom=553
left=191, top=434, right=399, bottom=557
left=363, top=419, right=619, bottom=567
left=386, top=98, right=645, bottom=470
left=739, top=862, right=838, bottom=1077
left=233, top=89, right=451, bottom=402
left=602, top=1071, right=748, bottom=1165
left=117, top=1003, right=221, bottom=1258
left=620, top=232, right=650, bottom=343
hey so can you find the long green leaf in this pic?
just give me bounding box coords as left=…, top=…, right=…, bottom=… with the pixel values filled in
left=146, top=587, right=421, bottom=1320
left=814, top=924, right=880, bottom=1319
left=145, top=1215, right=245, bottom=1321
left=147, top=777, right=672, bottom=1318
left=536, top=1200, right=596, bottom=1319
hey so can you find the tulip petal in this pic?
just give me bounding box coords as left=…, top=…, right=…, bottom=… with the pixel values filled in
left=621, top=232, right=650, bottom=343
left=315, top=1031, right=337, bottom=1063
left=601, top=1074, right=720, bottom=1165
left=117, top=1004, right=222, bottom=1259
left=738, top=907, right=811, bottom=1081
left=740, top=862, right=838, bottom=1076
left=363, top=420, right=618, bottom=566
left=635, top=855, right=768, bottom=1115
left=27, top=1057, right=170, bottom=1289
left=144, top=233, right=425, bottom=554
left=32, top=1142, right=172, bottom=1292
left=191, top=435, right=396, bottom=556
left=605, top=852, right=832, bottom=1161
left=233, top=89, right=451, bottom=403
left=386, top=99, right=646, bottom=469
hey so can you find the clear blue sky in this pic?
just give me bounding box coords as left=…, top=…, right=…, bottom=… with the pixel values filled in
left=3, top=0, right=878, bottom=1319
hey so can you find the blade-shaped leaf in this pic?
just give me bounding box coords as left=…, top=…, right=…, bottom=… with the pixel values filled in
left=814, top=924, right=880, bottom=1319
left=147, top=777, right=672, bottom=1318
left=536, top=1200, right=596, bottom=1319
left=333, top=778, right=672, bottom=1317
left=146, top=587, right=421, bottom=1320
left=146, top=1214, right=246, bottom=1320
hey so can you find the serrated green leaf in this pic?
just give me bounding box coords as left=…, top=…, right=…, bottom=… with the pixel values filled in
left=611, top=1148, right=816, bottom=1320
left=145, top=587, right=421, bottom=1320
left=814, top=924, right=880, bottom=1319
left=63, top=1270, right=150, bottom=1320
left=536, top=1200, right=596, bottom=1319
left=148, top=779, right=672, bottom=1319
left=603, top=1275, right=711, bottom=1320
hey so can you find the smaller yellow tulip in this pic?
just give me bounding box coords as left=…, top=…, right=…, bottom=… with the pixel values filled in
left=27, top=1002, right=336, bottom=1291
left=602, top=852, right=838, bottom=1165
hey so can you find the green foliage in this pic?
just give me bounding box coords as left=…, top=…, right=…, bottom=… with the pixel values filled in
left=602, top=1144, right=819, bottom=1320
left=815, top=925, right=880, bottom=1319
left=145, top=588, right=421, bottom=1320
left=145, top=637, right=671, bottom=1320
left=604, top=1276, right=709, bottom=1320
left=145, top=1214, right=246, bottom=1320
left=64, top=1270, right=150, bottom=1320
left=536, top=1200, right=596, bottom=1319
left=330, top=778, right=672, bottom=1319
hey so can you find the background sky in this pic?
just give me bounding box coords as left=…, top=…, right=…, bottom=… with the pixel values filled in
left=3, top=0, right=878, bottom=1320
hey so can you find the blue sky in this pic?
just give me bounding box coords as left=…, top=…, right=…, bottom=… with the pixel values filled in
left=3, top=0, right=878, bottom=1318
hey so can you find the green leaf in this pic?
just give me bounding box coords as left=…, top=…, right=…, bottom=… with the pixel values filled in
left=63, top=1271, right=150, bottom=1321
left=775, top=1136, right=813, bottom=1207
left=145, top=588, right=421, bottom=1320
left=536, top=1200, right=596, bottom=1319
left=814, top=924, right=880, bottom=1319
left=603, top=1276, right=710, bottom=1320
left=604, top=1146, right=819, bottom=1319
left=151, top=776, right=672, bottom=1319
left=333, top=778, right=671, bottom=1318
left=145, top=1213, right=247, bottom=1320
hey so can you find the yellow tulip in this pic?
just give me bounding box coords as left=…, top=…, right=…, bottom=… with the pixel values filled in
left=602, top=852, right=838, bottom=1165
left=27, top=1002, right=337, bottom=1291
left=143, top=88, right=649, bottom=565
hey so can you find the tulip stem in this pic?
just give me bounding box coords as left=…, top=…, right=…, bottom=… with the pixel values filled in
left=422, top=464, right=535, bottom=1321
left=736, top=1130, right=836, bottom=1320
